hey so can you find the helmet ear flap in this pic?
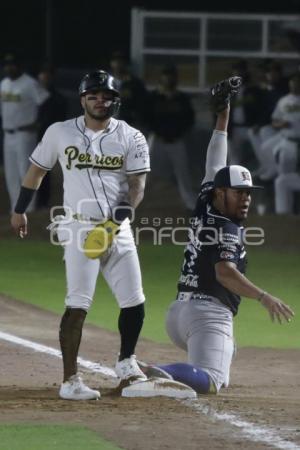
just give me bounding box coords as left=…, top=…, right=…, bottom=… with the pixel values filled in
left=111, top=96, right=121, bottom=117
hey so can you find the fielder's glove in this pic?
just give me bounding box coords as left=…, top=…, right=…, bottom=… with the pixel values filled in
left=83, top=202, right=132, bottom=259
left=210, top=76, right=243, bottom=113
left=84, top=220, right=119, bottom=259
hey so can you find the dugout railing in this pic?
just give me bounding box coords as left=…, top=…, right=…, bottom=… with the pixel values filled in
left=131, top=9, right=300, bottom=91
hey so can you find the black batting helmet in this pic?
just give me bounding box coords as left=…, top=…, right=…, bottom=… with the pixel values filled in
left=79, top=70, right=121, bottom=116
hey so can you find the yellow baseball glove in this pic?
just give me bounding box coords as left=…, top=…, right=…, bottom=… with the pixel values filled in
left=83, top=220, right=120, bottom=259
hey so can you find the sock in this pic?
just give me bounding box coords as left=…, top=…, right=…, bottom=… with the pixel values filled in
left=118, top=303, right=145, bottom=360
left=59, top=308, right=87, bottom=382
left=158, top=363, right=211, bottom=394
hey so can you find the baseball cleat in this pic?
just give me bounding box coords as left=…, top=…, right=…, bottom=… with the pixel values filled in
left=137, top=360, right=173, bottom=380
left=59, top=374, right=100, bottom=400
left=121, top=377, right=197, bottom=399
left=115, top=355, right=147, bottom=382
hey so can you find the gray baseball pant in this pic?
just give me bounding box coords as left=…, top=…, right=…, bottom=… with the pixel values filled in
left=166, top=297, right=234, bottom=391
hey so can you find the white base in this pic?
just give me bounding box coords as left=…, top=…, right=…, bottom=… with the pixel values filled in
left=121, top=377, right=197, bottom=399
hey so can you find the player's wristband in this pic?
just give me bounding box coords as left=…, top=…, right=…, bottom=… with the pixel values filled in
left=113, top=201, right=134, bottom=224
left=14, top=186, right=36, bottom=214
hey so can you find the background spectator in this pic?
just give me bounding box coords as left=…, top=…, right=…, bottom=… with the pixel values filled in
left=36, top=63, right=68, bottom=208
left=147, top=64, right=197, bottom=211
left=248, top=61, right=289, bottom=180
left=273, top=72, right=300, bottom=214
left=109, top=51, right=148, bottom=132
left=0, top=53, right=49, bottom=211
left=228, top=60, right=263, bottom=166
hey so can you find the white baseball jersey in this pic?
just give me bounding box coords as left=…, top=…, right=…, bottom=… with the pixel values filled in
left=272, top=93, right=300, bottom=138
left=0, top=73, right=49, bottom=129
left=30, top=116, right=150, bottom=219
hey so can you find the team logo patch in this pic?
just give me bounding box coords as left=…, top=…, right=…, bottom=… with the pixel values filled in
left=220, top=251, right=235, bottom=260
left=98, top=72, right=108, bottom=84
left=241, top=171, right=251, bottom=182
left=64, top=146, right=124, bottom=170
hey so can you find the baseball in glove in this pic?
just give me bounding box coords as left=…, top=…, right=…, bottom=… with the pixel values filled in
left=210, top=76, right=243, bottom=113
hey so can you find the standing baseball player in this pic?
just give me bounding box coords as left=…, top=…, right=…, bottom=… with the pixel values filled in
left=0, top=53, right=49, bottom=211
left=11, top=70, right=150, bottom=400
left=140, top=78, right=294, bottom=394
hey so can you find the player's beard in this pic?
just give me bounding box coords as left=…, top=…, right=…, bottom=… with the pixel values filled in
left=224, top=191, right=248, bottom=224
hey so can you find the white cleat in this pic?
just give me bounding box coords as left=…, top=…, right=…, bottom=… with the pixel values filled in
left=121, top=377, right=197, bottom=399
left=115, top=355, right=147, bottom=382
left=59, top=374, right=100, bottom=400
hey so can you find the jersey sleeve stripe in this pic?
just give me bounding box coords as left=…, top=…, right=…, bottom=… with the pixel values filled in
left=29, top=156, right=52, bottom=171
left=126, top=167, right=151, bottom=174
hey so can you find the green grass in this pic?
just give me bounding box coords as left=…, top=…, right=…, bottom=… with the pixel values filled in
left=0, top=239, right=299, bottom=348
left=0, top=424, right=121, bottom=450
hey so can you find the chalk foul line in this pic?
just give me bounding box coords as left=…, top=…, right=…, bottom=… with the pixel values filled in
left=0, top=331, right=117, bottom=378
left=182, top=399, right=300, bottom=450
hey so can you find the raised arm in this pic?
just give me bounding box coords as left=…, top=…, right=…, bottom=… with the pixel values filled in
left=201, top=107, right=230, bottom=184
left=202, top=76, right=242, bottom=185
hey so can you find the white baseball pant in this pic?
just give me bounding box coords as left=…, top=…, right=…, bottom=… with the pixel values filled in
left=275, top=173, right=300, bottom=214
left=248, top=125, right=279, bottom=177
left=55, top=220, right=145, bottom=310
left=3, top=130, right=37, bottom=211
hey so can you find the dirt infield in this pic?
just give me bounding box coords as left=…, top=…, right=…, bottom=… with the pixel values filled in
left=0, top=294, right=299, bottom=450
